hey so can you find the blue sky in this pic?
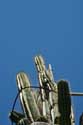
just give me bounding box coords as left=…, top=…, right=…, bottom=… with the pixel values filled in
left=0, top=1, right=83, bottom=125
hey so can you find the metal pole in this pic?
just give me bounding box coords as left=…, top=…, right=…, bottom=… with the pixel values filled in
left=70, top=92, right=83, bottom=96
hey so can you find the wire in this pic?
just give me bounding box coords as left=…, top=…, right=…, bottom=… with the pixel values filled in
left=12, top=86, right=56, bottom=111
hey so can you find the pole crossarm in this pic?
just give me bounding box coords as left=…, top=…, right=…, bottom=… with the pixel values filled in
left=70, top=92, right=83, bottom=96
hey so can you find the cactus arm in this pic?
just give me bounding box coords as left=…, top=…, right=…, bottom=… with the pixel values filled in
left=16, top=72, right=41, bottom=123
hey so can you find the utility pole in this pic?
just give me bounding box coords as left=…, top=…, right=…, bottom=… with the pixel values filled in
left=79, top=113, right=83, bottom=125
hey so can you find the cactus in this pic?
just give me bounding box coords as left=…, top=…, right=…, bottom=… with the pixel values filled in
left=9, top=55, right=75, bottom=125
